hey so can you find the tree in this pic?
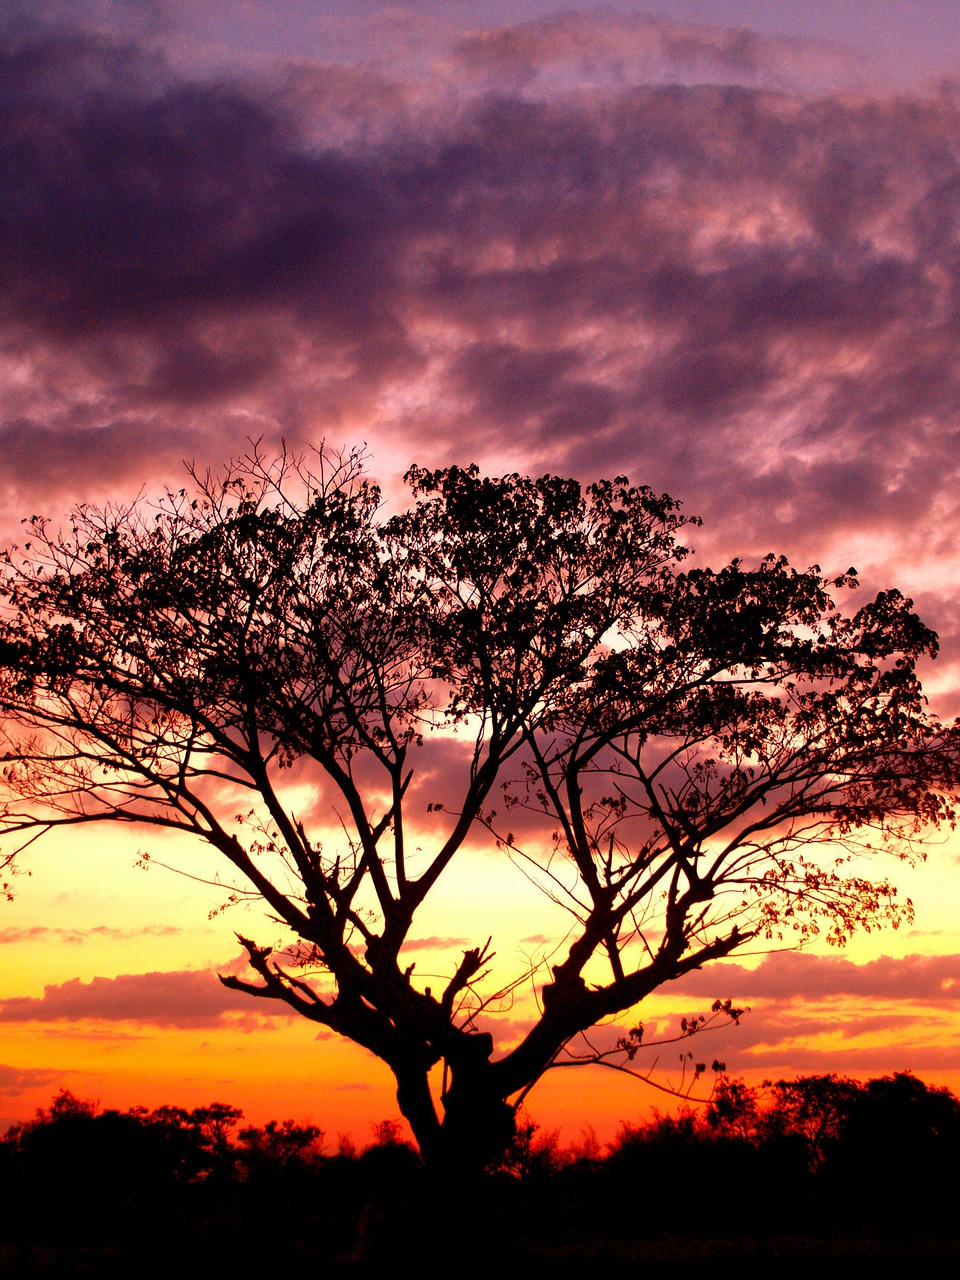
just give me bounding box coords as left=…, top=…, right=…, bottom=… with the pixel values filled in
left=237, top=1117, right=325, bottom=1178
left=0, top=445, right=956, bottom=1170
left=760, top=1074, right=867, bottom=1166
left=705, top=1072, right=868, bottom=1166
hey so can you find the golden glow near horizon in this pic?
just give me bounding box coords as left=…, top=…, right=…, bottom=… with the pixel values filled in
left=2, top=806, right=959, bottom=1141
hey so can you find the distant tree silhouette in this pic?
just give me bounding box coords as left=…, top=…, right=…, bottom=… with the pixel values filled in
left=706, top=1073, right=867, bottom=1165
left=4, top=1092, right=179, bottom=1229
left=135, top=1102, right=244, bottom=1182
left=3, top=1076, right=960, bottom=1256
left=2, top=1093, right=328, bottom=1190
left=821, top=1071, right=960, bottom=1222
left=238, top=1117, right=324, bottom=1178
left=704, top=1075, right=764, bottom=1143
left=368, top=1119, right=406, bottom=1149
left=1, top=445, right=957, bottom=1170
left=761, top=1073, right=866, bottom=1167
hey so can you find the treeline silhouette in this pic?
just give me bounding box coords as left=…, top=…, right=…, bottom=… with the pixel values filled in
left=1, top=1072, right=958, bottom=1271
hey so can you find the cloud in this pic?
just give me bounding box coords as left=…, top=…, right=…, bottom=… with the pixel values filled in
left=0, top=925, right=182, bottom=945
left=452, top=10, right=868, bottom=96
left=0, top=9, right=956, bottom=560
left=0, top=1062, right=61, bottom=1098
left=696, top=1000, right=960, bottom=1076
left=0, top=965, right=297, bottom=1026
left=0, top=35, right=399, bottom=344
left=560, top=951, right=960, bottom=1078
left=402, top=935, right=470, bottom=952
left=669, top=951, right=960, bottom=1003
left=0, top=34, right=948, bottom=661
left=545, top=950, right=960, bottom=1083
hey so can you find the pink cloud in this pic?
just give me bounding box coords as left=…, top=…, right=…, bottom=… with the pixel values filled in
left=669, top=951, right=960, bottom=1003
left=453, top=9, right=867, bottom=96
left=402, top=935, right=471, bottom=952
left=550, top=953, right=960, bottom=1083
left=0, top=925, right=182, bottom=945
left=0, top=966, right=297, bottom=1027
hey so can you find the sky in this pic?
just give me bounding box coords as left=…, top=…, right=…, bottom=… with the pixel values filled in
left=2, top=0, right=960, bottom=1144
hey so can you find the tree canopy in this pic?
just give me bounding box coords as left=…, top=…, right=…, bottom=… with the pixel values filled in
left=0, top=445, right=956, bottom=1168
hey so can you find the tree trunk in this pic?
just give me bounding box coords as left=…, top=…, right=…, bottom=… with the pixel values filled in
left=436, top=1076, right=517, bottom=1174
left=394, top=1054, right=517, bottom=1175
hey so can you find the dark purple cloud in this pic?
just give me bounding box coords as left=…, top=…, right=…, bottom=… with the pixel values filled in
left=3, top=6, right=960, bottom=625
left=0, top=30, right=400, bottom=341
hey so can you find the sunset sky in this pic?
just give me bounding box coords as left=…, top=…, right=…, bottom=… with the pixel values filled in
left=2, top=0, right=960, bottom=1146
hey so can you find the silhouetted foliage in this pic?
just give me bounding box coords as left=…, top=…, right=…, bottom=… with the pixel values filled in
left=704, top=1074, right=764, bottom=1142
left=819, top=1071, right=960, bottom=1224
left=1, top=445, right=957, bottom=1168
left=238, top=1117, right=325, bottom=1181
left=3, top=1076, right=960, bottom=1266
left=494, top=1114, right=564, bottom=1180
left=762, top=1073, right=867, bottom=1166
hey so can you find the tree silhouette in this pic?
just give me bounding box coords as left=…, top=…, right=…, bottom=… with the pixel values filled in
left=0, top=445, right=956, bottom=1169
